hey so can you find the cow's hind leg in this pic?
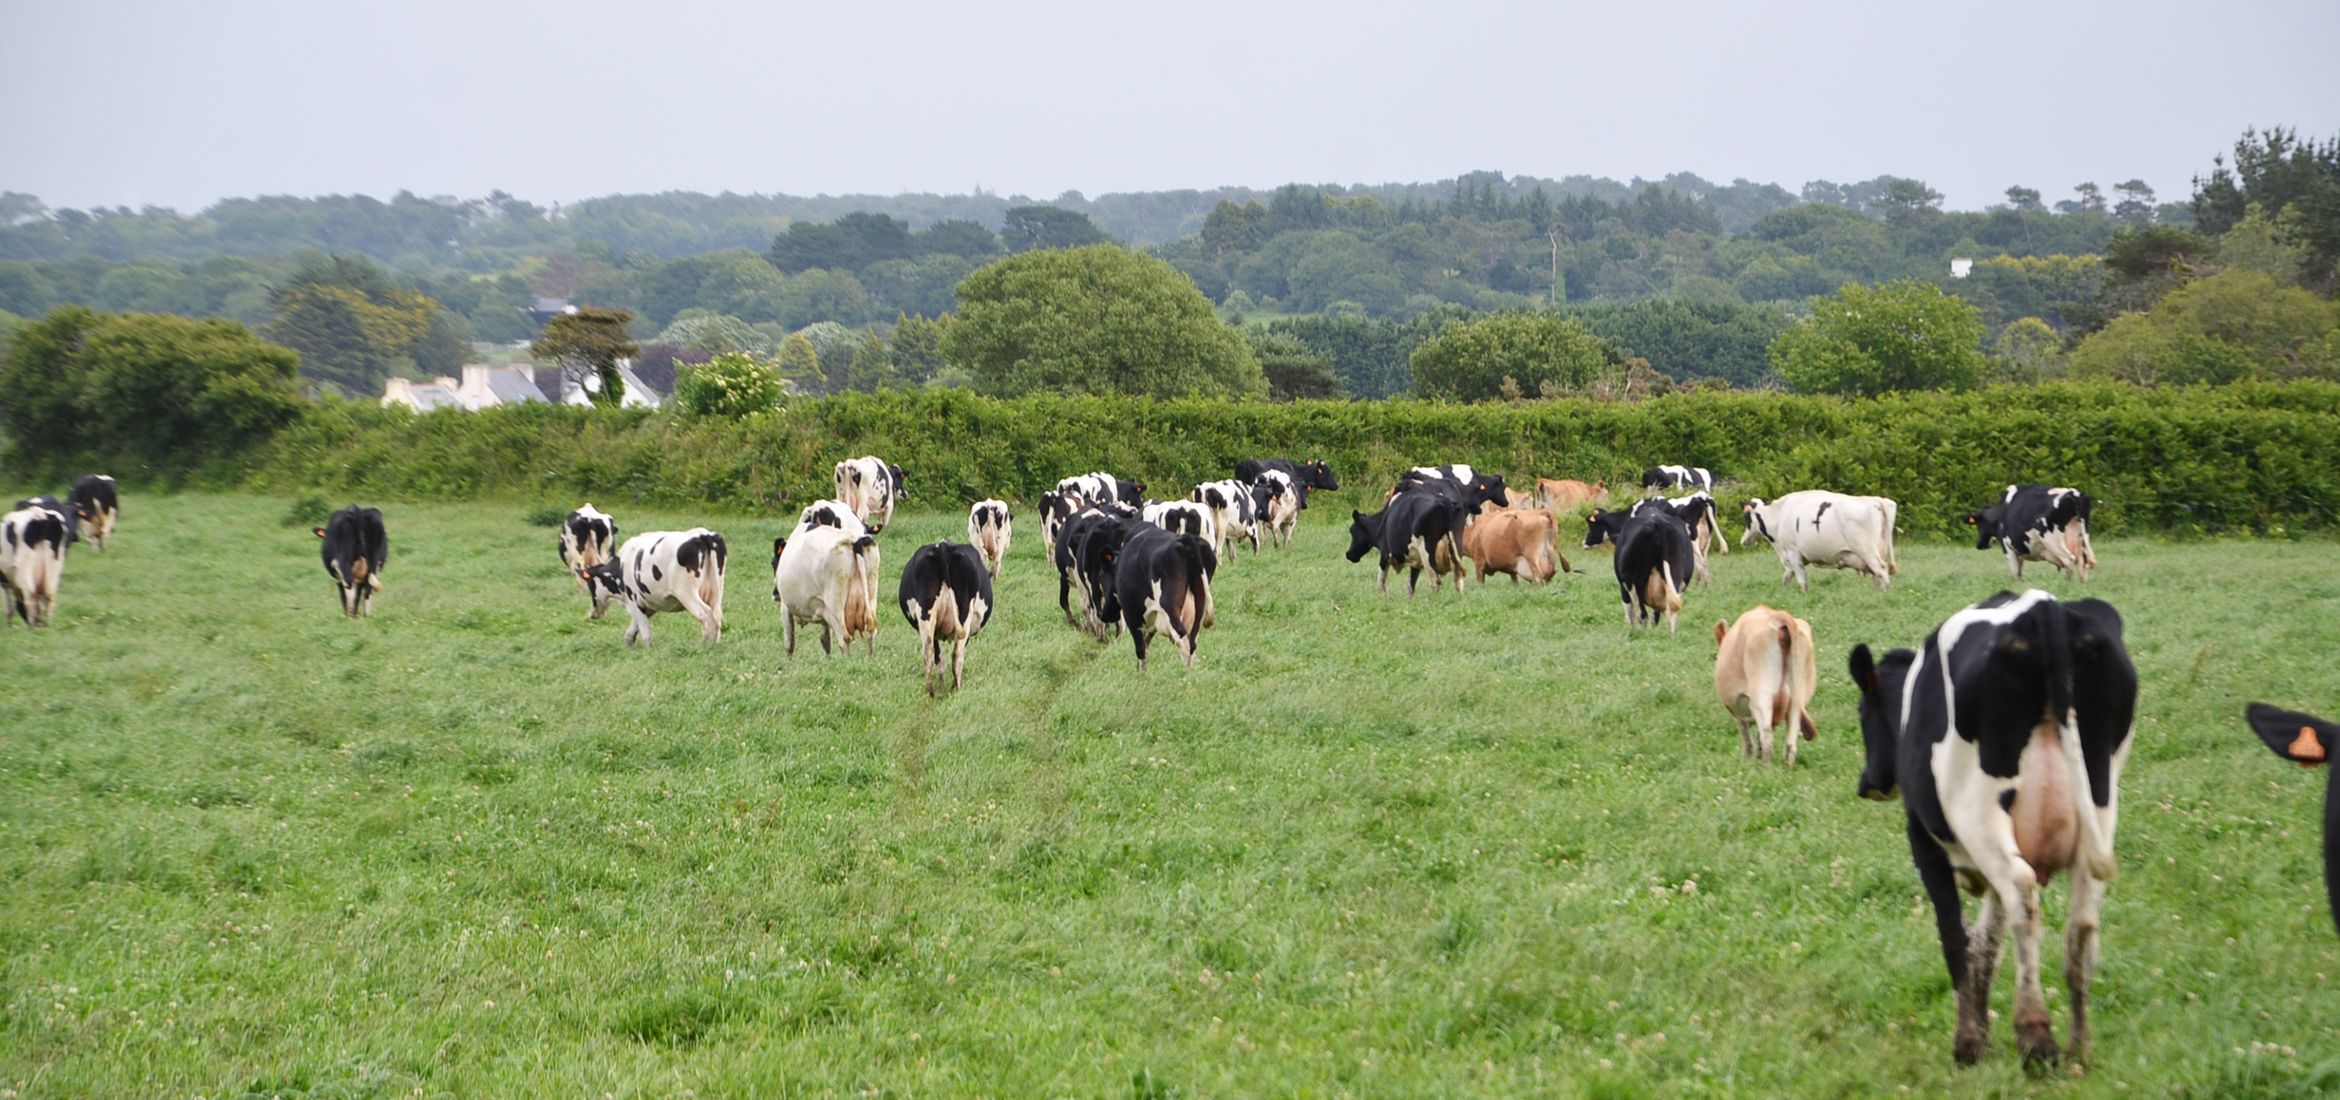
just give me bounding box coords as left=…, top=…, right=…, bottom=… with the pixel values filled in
left=625, top=605, right=651, bottom=647
left=2063, top=866, right=2107, bottom=1064
left=1907, top=819, right=1984, bottom=1064
left=2007, top=873, right=2060, bottom=1068
left=784, top=614, right=797, bottom=656
left=951, top=636, right=967, bottom=691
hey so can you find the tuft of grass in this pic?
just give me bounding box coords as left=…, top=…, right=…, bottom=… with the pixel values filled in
left=523, top=503, right=569, bottom=528
left=280, top=492, right=333, bottom=528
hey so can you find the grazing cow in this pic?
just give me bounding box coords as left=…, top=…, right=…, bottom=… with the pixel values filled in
left=67, top=474, right=118, bottom=551
left=1390, top=465, right=1508, bottom=513
left=1587, top=509, right=1693, bottom=632
left=1741, top=491, right=1899, bottom=591
left=1848, top=589, right=2136, bottom=1068
left=0, top=503, right=69, bottom=627
left=796, top=499, right=869, bottom=537
left=833, top=456, right=906, bottom=533
left=898, top=541, right=994, bottom=695
left=1629, top=491, right=1728, bottom=582
left=582, top=528, right=728, bottom=646
left=967, top=500, right=1013, bottom=577
left=1037, top=491, right=1077, bottom=564
left=1234, top=458, right=1338, bottom=509
left=773, top=524, right=878, bottom=656
left=1054, top=508, right=1132, bottom=639
left=1189, top=480, right=1261, bottom=556
left=1056, top=472, right=1146, bottom=508
left=1459, top=507, right=1567, bottom=585
left=2241, top=703, right=2338, bottom=936
left=1109, top=523, right=1218, bottom=670
left=1532, top=478, right=1605, bottom=515
left=1252, top=470, right=1301, bottom=548
left=1714, top=606, right=1818, bottom=766
left=1967, top=485, right=2097, bottom=583
left=559, top=503, right=619, bottom=598
left=312, top=505, right=388, bottom=618
left=1642, top=465, right=1715, bottom=494
left=1346, top=491, right=1470, bottom=596
left=1143, top=499, right=1219, bottom=547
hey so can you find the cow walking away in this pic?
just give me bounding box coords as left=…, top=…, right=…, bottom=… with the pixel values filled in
left=1143, top=498, right=1219, bottom=547
left=1189, top=480, right=1262, bottom=557
left=0, top=502, right=69, bottom=627
left=313, top=505, right=388, bottom=618
left=774, top=524, right=878, bottom=656
left=1460, top=507, right=1566, bottom=585
left=899, top=541, right=994, bottom=695
left=833, top=456, right=906, bottom=533
left=1629, top=491, right=1728, bottom=582
left=1389, top=465, right=1507, bottom=514
left=1532, top=478, right=1604, bottom=515
left=1642, top=465, right=1714, bottom=494
left=1585, top=508, right=1692, bottom=632
left=1233, top=458, right=1338, bottom=510
left=967, top=500, right=1012, bottom=577
left=1111, top=523, right=1217, bottom=670
left=1252, top=470, right=1302, bottom=548
left=2241, top=703, right=2338, bottom=936
left=1714, top=606, right=1817, bottom=765
left=1968, top=485, right=2096, bottom=582
left=68, top=474, right=118, bottom=551
left=560, top=503, right=619, bottom=600
left=583, top=528, right=728, bottom=645
left=1056, top=472, right=1146, bottom=509
left=1054, top=507, right=1133, bottom=640
left=1848, top=590, right=2136, bottom=1068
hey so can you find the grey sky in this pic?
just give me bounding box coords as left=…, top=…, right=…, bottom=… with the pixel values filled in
left=5, top=0, right=2335, bottom=215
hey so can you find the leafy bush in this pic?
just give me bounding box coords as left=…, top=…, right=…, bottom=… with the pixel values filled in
left=233, top=383, right=2340, bottom=538
left=1769, top=280, right=1987, bottom=396
left=671, top=352, right=783, bottom=418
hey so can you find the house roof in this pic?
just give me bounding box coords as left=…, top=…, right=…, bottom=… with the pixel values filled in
left=402, top=383, right=462, bottom=411
left=485, top=368, right=549, bottom=404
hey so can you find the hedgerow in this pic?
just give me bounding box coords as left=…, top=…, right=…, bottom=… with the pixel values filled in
left=226, top=382, right=2340, bottom=538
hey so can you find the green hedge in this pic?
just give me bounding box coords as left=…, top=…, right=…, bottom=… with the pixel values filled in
left=226, top=383, right=2340, bottom=539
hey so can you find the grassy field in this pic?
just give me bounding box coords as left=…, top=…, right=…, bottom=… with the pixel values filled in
left=2, top=492, right=2336, bottom=1098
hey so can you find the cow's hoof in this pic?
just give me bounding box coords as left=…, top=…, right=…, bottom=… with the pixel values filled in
left=1952, top=1028, right=1989, bottom=1066
left=2016, top=1020, right=2061, bottom=1071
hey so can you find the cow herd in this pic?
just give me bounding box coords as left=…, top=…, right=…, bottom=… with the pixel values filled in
left=7, top=455, right=2335, bottom=1073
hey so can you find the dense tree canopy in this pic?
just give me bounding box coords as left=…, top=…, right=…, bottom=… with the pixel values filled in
left=1409, top=313, right=1612, bottom=402
left=2067, top=269, right=2339, bottom=384
left=944, top=245, right=1264, bottom=399
left=530, top=307, right=639, bottom=406
left=1768, top=281, right=1988, bottom=397
left=0, top=307, right=303, bottom=472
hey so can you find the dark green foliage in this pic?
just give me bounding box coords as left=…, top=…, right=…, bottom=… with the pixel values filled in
left=1409, top=313, right=1613, bottom=401
left=1000, top=205, right=1111, bottom=252
left=0, top=306, right=304, bottom=477
left=1247, top=330, right=1342, bottom=401
left=1566, top=299, right=1793, bottom=386
left=531, top=307, right=639, bottom=408
left=236, top=383, right=2340, bottom=538
left=944, top=246, right=1264, bottom=399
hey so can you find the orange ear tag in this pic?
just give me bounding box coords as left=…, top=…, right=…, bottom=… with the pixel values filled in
left=2291, top=726, right=2326, bottom=766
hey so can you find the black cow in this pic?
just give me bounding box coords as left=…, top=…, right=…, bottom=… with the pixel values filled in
left=1848, top=590, right=2136, bottom=1068
left=1641, top=465, right=1715, bottom=494
left=1627, top=491, right=1727, bottom=581
left=898, top=541, right=994, bottom=696
left=1389, top=465, right=1507, bottom=513
left=67, top=474, right=118, bottom=551
left=1967, top=484, right=2097, bottom=582
left=1054, top=508, right=1131, bottom=640
left=1234, top=459, right=1339, bottom=508
left=1346, top=490, right=1469, bottom=596
left=1108, top=523, right=1218, bottom=670
left=313, top=505, right=388, bottom=618
left=2242, top=703, right=2338, bottom=936
left=1586, top=509, right=1693, bottom=631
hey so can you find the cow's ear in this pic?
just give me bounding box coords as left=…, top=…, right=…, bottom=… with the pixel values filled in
left=2246, top=703, right=2335, bottom=766
left=1964, top=514, right=1977, bottom=525
left=1713, top=621, right=1729, bottom=645
left=312, top=527, right=328, bottom=538
left=772, top=537, right=787, bottom=555
left=1847, top=644, right=1880, bottom=695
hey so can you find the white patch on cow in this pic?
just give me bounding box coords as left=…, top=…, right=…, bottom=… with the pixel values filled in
left=967, top=500, right=1012, bottom=577
left=834, top=456, right=899, bottom=531
left=608, top=528, right=727, bottom=646
left=776, top=525, right=878, bottom=657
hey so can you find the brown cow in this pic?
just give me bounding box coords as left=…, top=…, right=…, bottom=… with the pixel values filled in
left=1534, top=478, right=1605, bottom=514
left=1460, top=507, right=1568, bottom=584
left=1713, top=605, right=1817, bottom=766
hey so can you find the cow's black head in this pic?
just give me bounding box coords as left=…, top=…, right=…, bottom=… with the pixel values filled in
left=1346, top=510, right=1377, bottom=562
left=583, top=561, right=624, bottom=620
left=770, top=537, right=787, bottom=598
left=1582, top=509, right=1619, bottom=549
left=1305, top=460, right=1340, bottom=491
left=1964, top=505, right=2002, bottom=549
left=889, top=464, right=908, bottom=499
left=1740, top=499, right=1772, bottom=547
left=1848, top=644, right=1914, bottom=802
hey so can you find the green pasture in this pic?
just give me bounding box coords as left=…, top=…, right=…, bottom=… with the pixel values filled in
left=1, top=494, right=2334, bottom=1097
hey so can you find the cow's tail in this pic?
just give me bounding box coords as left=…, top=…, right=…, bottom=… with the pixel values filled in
left=1185, top=535, right=1217, bottom=632
left=1657, top=561, right=1682, bottom=615
left=2041, top=600, right=2117, bottom=881
left=1879, top=498, right=1900, bottom=574
left=1778, top=618, right=1815, bottom=740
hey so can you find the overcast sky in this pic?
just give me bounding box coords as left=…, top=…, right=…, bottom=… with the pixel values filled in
left=5, top=0, right=2335, bottom=215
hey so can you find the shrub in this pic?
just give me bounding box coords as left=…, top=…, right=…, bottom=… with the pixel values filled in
left=672, top=352, right=783, bottom=418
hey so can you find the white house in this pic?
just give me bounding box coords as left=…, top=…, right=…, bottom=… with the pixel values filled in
left=381, top=376, right=465, bottom=411
left=551, top=359, right=663, bottom=409
left=383, top=364, right=552, bottom=412
left=1950, top=257, right=1974, bottom=279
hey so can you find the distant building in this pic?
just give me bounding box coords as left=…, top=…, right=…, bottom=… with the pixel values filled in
left=523, top=297, right=578, bottom=335
left=548, top=358, right=663, bottom=409
left=381, top=376, right=464, bottom=412
left=1950, top=258, right=1974, bottom=279
left=383, top=364, right=552, bottom=412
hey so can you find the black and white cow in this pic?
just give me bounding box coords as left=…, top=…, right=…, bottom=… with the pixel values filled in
left=1848, top=589, right=2136, bottom=1068
left=1389, top=465, right=1508, bottom=513
left=1142, top=499, right=1218, bottom=546
left=67, top=474, right=118, bottom=551
left=1037, top=491, right=1077, bottom=565
left=773, top=524, right=876, bottom=656
left=898, top=541, right=994, bottom=695
left=2242, top=703, right=2338, bottom=936
left=1108, top=522, right=1218, bottom=670
left=1252, top=469, right=1301, bottom=548
left=312, top=505, right=387, bottom=618
left=0, top=502, right=69, bottom=627
left=796, top=499, right=869, bottom=538
left=1346, top=490, right=1470, bottom=596
left=1742, top=491, right=1899, bottom=591
left=834, top=456, right=906, bottom=533
left=583, top=528, right=729, bottom=646
left=1641, top=465, right=1715, bottom=494
left=1967, top=485, right=2097, bottom=583
left=1233, top=458, right=1338, bottom=509
left=967, top=500, right=1012, bottom=577
left=1627, top=491, right=1727, bottom=582
left=1584, top=508, right=1693, bottom=632
left=560, top=503, right=619, bottom=600
left=1188, top=480, right=1260, bottom=556
left=1054, top=507, right=1132, bottom=640
left=1056, top=472, right=1147, bottom=509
